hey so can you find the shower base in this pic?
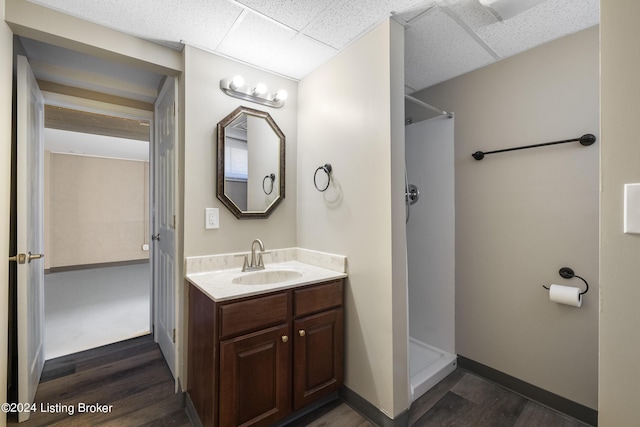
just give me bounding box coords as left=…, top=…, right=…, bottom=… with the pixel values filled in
left=409, top=337, right=457, bottom=402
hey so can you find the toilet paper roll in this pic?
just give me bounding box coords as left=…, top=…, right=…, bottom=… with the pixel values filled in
left=549, top=284, right=582, bottom=307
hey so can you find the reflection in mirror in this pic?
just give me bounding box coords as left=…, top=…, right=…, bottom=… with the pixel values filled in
left=217, top=106, right=285, bottom=219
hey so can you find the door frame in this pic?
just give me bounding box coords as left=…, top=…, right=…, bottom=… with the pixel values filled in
left=10, top=77, right=180, bottom=395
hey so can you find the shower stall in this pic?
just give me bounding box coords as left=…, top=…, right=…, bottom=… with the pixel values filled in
left=404, top=104, right=456, bottom=403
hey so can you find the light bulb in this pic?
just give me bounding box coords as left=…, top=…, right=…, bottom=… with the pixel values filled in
left=253, top=83, right=267, bottom=96
left=274, top=90, right=288, bottom=102
left=230, top=75, right=244, bottom=90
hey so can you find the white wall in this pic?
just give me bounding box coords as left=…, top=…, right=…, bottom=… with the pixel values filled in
left=1, top=0, right=13, bottom=424
left=599, top=1, right=640, bottom=424
left=418, top=27, right=599, bottom=409
left=406, top=116, right=455, bottom=353
left=297, top=20, right=409, bottom=418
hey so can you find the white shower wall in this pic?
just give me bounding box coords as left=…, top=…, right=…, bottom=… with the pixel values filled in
left=406, top=116, right=455, bottom=354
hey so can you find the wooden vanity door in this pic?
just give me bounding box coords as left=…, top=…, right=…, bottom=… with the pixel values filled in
left=219, top=324, right=291, bottom=427
left=293, top=308, right=344, bottom=410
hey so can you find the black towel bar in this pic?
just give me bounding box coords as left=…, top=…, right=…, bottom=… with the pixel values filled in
left=472, top=133, right=596, bottom=161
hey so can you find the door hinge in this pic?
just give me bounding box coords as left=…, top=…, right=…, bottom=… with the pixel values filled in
left=172, top=215, right=176, bottom=229
left=172, top=328, right=176, bottom=343
left=172, top=102, right=176, bottom=117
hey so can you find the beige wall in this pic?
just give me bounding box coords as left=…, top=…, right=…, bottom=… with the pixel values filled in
left=417, top=26, right=599, bottom=409
left=46, top=153, right=149, bottom=268
left=1, top=0, right=12, bottom=424
left=298, top=20, right=409, bottom=418
left=182, top=45, right=298, bottom=257
left=181, top=47, right=298, bottom=390
left=600, top=1, right=640, bottom=424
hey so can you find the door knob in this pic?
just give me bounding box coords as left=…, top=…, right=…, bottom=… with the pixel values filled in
left=281, top=335, right=288, bottom=343
left=9, top=253, right=27, bottom=264
left=27, top=252, right=44, bottom=263
left=9, top=252, right=43, bottom=264
left=298, top=330, right=306, bottom=337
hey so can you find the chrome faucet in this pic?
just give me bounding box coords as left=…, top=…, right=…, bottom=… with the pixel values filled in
left=240, top=239, right=266, bottom=272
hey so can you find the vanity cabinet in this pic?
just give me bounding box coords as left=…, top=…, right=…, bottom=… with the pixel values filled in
left=187, top=279, right=344, bottom=427
left=292, top=281, right=344, bottom=410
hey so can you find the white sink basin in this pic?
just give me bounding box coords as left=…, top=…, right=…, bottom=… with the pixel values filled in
left=232, top=269, right=303, bottom=285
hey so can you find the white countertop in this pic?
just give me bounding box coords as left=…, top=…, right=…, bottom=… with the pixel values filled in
left=186, top=260, right=347, bottom=302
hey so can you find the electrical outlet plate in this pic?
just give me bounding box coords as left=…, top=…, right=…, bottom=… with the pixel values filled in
left=624, top=184, right=640, bottom=234
left=205, top=208, right=219, bottom=229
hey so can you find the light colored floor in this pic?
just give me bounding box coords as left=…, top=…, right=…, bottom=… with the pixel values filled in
left=44, top=263, right=151, bottom=359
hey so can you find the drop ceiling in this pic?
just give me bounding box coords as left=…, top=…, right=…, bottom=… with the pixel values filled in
left=25, top=0, right=599, bottom=94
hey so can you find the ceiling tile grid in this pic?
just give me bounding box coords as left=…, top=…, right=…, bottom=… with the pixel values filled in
left=235, top=0, right=335, bottom=31
left=216, top=11, right=297, bottom=66
left=405, top=7, right=496, bottom=90
left=26, top=0, right=599, bottom=92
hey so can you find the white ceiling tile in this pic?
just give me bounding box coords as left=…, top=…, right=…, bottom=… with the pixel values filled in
left=217, top=11, right=297, bottom=68
left=392, top=0, right=439, bottom=23
left=234, top=0, right=335, bottom=31
left=304, top=0, right=431, bottom=50
left=453, top=0, right=599, bottom=58
left=303, top=1, right=386, bottom=49
left=266, top=35, right=338, bottom=80
left=444, top=0, right=499, bottom=29
left=405, top=8, right=496, bottom=90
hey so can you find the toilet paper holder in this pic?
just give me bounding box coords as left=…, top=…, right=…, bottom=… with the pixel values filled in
left=543, top=267, right=589, bottom=296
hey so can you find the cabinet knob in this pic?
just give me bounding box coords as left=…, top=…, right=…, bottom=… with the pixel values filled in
left=298, top=330, right=306, bottom=337
left=281, top=335, right=288, bottom=343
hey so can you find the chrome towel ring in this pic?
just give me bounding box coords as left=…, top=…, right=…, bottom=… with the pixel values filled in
left=263, top=173, right=276, bottom=195
left=314, top=163, right=332, bottom=192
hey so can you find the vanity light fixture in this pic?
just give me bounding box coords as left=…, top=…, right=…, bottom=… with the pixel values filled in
left=220, top=75, right=288, bottom=108
left=229, top=75, right=245, bottom=90
left=253, top=82, right=267, bottom=96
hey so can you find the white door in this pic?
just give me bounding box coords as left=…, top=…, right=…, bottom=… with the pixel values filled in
left=15, top=55, right=45, bottom=422
left=153, top=77, right=177, bottom=378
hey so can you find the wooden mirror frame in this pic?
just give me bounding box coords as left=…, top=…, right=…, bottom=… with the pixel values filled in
left=216, top=106, right=285, bottom=219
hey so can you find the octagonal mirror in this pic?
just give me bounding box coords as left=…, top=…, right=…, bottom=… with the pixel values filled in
left=217, top=106, right=285, bottom=219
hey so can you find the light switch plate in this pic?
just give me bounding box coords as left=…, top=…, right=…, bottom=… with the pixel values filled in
left=624, top=184, right=640, bottom=234
left=205, top=208, right=219, bottom=229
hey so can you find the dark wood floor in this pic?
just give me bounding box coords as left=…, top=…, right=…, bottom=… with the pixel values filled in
left=407, top=369, right=589, bottom=426
left=8, top=335, right=589, bottom=427
left=9, top=334, right=190, bottom=427
left=304, top=369, right=590, bottom=427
